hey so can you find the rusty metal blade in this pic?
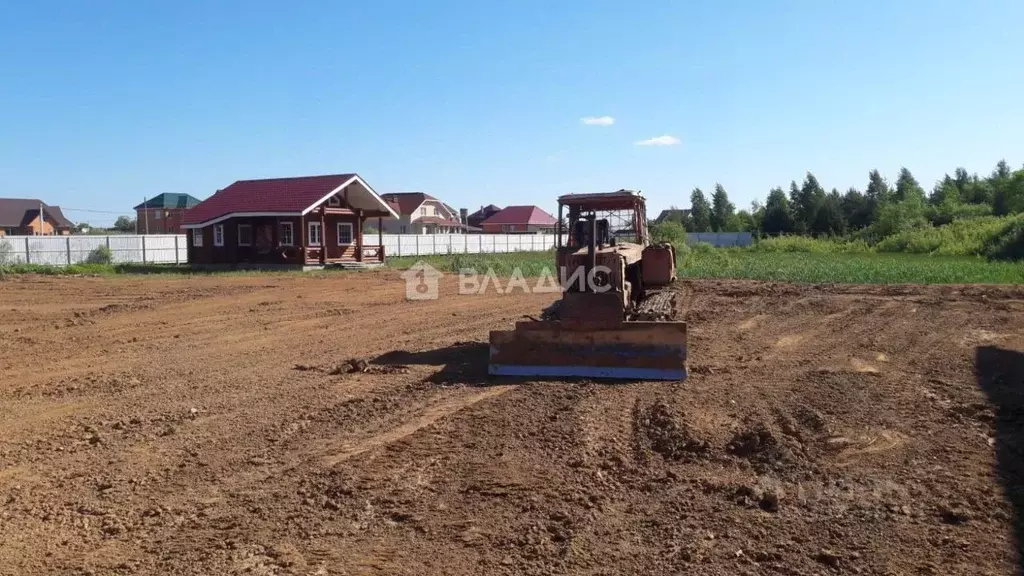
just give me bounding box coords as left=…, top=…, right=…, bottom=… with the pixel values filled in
left=488, top=321, right=687, bottom=381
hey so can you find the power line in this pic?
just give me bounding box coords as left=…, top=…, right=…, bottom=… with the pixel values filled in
left=59, top=207, right=133, bottom=215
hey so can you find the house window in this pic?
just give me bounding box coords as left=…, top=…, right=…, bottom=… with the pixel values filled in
left=213, top=224, right=224, bottom=247
left=420, top=207, right=427, bottom=216
left=502, top=224, right=515, bottom=232
left=279, top=222, right=294, bottom=246
left=327, top=195, right=341, bottom=207
left=154, top=210, right=162, bottom=220
left=400, top=225, right=407, bottom=234
left=337, top=222, right=353, bottom=245
left=238, top=224, right=253, bottom=247
left=308, top=221, right=322, bottom=246
left=192, top=229, right=203, bottom=247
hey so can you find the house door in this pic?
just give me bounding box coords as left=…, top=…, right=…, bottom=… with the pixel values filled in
left=255, top=224, right=273, bottom=255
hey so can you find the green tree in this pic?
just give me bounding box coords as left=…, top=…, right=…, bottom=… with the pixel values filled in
left=689, top=188, right=712, bottom=232
left=929, top=176, right=958, bottom=206
left=735, top=210, right=756, bottom=232
left=865, top=169, right=892, bottom=218
left=841, top=187, right=871, bottom=230
left=894, top=167, right=926, bottom=203
left=991, top=160, right=1014, bottom=215
left=113, top=216, right=136, bottom=233
left=762, top=187, right=795, bottom=235
left=810, top=188, right=846, bottom=237
left=787, top=181, right=806, bottom=235
left=789, top=172, right=825, bottom=234
left=709, top=183, right=736, bottom=232
left=954, top=167, right=971, bottom=201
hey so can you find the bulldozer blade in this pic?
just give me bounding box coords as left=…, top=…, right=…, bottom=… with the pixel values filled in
left=488, top=320, right=687, bottom=381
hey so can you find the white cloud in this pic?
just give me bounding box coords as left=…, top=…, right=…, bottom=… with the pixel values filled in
left=634, top=135, right=681, bottom=147
left=581, top=116, right=615, bottom=126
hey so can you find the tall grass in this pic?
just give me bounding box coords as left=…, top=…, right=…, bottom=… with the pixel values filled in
left=751, top=236, right=872, bottom=254
left=682, top=250, right=1024, bottom=285
left=874, top=215, right=1018, bottom=256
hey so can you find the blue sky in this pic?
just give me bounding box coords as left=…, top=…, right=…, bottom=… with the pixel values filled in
left=1, top=0, right=1022, bottom=225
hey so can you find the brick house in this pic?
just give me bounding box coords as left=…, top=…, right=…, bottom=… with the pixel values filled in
left=0, top=198, right=73, bottom=236
left=134, top=193, right=202, bottom=234
left=479, top=205, right=557, bottom=233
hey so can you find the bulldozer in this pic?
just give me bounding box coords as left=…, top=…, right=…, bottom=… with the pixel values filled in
left=488, top=189, right=687, bottom=381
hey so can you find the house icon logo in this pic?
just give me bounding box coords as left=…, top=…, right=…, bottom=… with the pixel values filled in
left=400, top=261, right=443, bottom=300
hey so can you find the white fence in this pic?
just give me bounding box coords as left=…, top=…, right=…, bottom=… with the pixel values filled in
left=373, top=232, right=752, bottom=257
left=0, top=235, right=188, bottom=266
left=375, top=233, right=557, bottom=257
left=0, top=231, right=755, bottom=266
left=687, top=232, right=754, bottom=247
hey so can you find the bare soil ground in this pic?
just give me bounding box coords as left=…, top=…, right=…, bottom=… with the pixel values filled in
left=2, top=272, right=1024, bottom=575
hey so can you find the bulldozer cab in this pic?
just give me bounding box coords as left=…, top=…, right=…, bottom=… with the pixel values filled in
left=556, top=189, right=650, bottom=251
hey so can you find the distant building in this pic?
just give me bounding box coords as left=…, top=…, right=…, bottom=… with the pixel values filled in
left=134, top=193, right=203, bottom=234
left=467, top=204, right=502, bottom=228
left=479, top=205, right=558, bottom=233
left=653, top=208, right=690, bottom=224
left=0, top=198, right=73, bottom=236
left=379, top=192, right=470, bottom=234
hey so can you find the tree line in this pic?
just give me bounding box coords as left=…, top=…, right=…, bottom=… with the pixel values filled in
left=661, top=160, right=1024, bottom=240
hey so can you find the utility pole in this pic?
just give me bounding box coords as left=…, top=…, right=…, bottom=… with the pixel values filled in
left=39, top=202, right=45, bottom=235
left=143, top=197, right=149, bottom=235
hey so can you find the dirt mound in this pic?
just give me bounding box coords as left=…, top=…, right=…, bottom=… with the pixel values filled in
left=726, top=420, right=809, bottom=473
left=633, top=400, right=709, bottom=461
left=293, top=359, right=411, bottom=375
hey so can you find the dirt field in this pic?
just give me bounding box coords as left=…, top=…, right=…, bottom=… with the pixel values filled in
left=2, top=271, right=1024, bottom=575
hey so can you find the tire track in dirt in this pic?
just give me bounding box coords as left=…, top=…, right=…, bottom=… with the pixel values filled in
left=319, top=385, right=514, bottom=466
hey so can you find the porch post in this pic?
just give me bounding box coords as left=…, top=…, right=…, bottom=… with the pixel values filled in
left=272, top=218, right=279, bottom=261
left=319, top=205, right=326, bottom=265
left=377, top=217, right=383, bottom=262
left=355, top=209, right=363, bottom=262
left=300, top=214, right=306, bottom=265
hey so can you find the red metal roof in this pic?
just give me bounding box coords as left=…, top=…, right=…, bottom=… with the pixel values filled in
left=480, top=205, right=557, bottom=226
left=183, top=174, right=367, bottom=225
left=381, top=192, right=439, bottom=216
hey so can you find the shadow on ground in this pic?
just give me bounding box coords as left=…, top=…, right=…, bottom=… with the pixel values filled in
left=373, top=342, right=500, bottom=386
left=977, top=345, right=1024, bottom=574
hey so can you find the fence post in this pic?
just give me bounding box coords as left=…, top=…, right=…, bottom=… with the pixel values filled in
left=142, top=235, right=147, bottom=263
left=66, top=237, right=71, bottom=266
left=174, top=235, right=180, bottom=265
left=432, top=234, right=436, bottom=255
left=24, top=237, right=30, bottom=264
left=464, top=234, right=468, bottom=254
left=415, top=234, right=420, bottom=256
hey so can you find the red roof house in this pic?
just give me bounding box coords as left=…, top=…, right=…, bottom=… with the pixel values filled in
left=479, top=205, right=558, bottom=234
left=182, top=173, right=398, bottom=268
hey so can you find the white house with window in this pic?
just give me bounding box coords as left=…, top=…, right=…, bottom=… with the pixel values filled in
left=378, top=192, right=469, bottom=234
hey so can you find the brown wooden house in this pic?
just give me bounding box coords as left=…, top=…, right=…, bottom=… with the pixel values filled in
left=182, top=173, right=398, bottom=269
